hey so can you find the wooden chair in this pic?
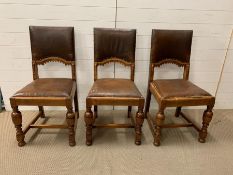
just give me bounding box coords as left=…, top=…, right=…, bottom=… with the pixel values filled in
left=84, top=28, right=145, bottom=146
left=10, top=26, right=79, bottom=147
left=145, top=29, right=215, bottom=146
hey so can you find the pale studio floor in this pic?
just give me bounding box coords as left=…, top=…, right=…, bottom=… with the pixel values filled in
left=0, top=109, right=233, bottom=175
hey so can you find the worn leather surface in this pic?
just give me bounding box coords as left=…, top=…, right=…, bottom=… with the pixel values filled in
left=13, top=78, right=75, bottom=97
left=30, top=26, right=75, bottom=61
left=150, top=79, right=212, bottom=99
left=94, top=28, right=136, bottom=63
left=88, top=78, right=143, bottom=98
left=150, top=29, right=193, bottom=64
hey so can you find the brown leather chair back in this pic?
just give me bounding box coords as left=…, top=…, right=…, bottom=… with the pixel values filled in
left=30, top=26, right=75, bottom=61
left=149, top=29, right=193, bottom=80
left=150, top=29, right=193, bottom=65
left=29, top=26, right=76, bottom=80
left=94, top=28, right=136, bottom=81
left=94, top=28, right=136, bottom=63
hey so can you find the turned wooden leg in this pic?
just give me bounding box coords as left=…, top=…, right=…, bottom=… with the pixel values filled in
left=66, top=107, right=76, bottom=146
left=38, top=106, right=45, bottom=118
left=198, top=105, right=213, bottom=143
left=94, top=105, right=98, bottom=119
left=135, top=106, right=144, bottom=145
left=84, top=106, right=94, bottom=146
left=154, top=107, right=165, bottom=146
left=128, top=106, right=132, bottom=118
left=175, top=107, right=181, bottom=117
left=11, top=106, right=26, bottom=147
left=74, top=89, right=79, bottom=119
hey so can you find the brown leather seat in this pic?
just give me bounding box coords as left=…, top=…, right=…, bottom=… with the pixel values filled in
left=88, top=78, right=143, bottom=98
left=13, top=78, right=75, bottom=98
left=150, top=79, right=211, bottom=99
left=145, top=29, right=215, bottom=146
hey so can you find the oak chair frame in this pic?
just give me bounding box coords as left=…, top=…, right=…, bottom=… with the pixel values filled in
left=10, top=30, right=79, bottom=147
left=85, top=29, right=144, bottom=146
left=145, top=30, right=215, bottom=146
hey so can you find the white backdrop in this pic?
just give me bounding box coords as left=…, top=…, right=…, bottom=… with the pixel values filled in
left=0, top=0, right=233, bottom=110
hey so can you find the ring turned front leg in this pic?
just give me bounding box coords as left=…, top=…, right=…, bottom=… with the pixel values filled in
left=84, top=106, right=94, bottom=146
left=135, top=106, right=144, bottom=145
left=154, top=107, right=165, bottom=146
left=66, top=107, right=76, bottom=146
left=11, top=106, right=26, bottom=147
left=199, top=105, right=213, bottom=143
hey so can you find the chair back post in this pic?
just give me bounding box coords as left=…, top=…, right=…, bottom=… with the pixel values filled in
left=183, top=64, right=190, bottom=80
left=130, top=64, right=135, bottom=81
left=32, top=61, right=39, bottom=80
left=94, top=62, right=98, bottom=81
left=29, top=26, right=76, bottom=81
left=94, top=28, right=136, bottom=81
left=71, top=62, right=77, bottom=81
left=148, top=63, right=155, bottom=84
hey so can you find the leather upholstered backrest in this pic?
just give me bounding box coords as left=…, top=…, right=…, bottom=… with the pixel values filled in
left=30, top=26, right=75, bottom=61
left=150, top=29, right=193, bottom=65
left=94, top=28, right=136, bottom=63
